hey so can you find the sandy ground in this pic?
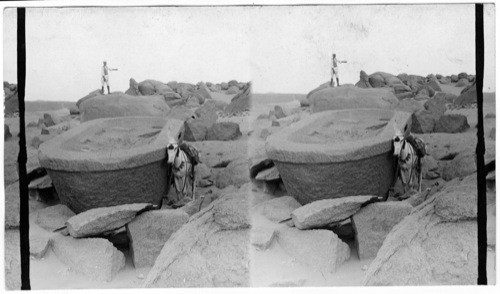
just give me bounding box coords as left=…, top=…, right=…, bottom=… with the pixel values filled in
left=249, top=84, right=497, bottom=286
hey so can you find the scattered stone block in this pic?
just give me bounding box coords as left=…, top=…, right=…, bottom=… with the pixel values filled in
left=352, top=201, right=412, bottom=260
left=206, top=122, right=242, bottom=141
left=291, top=196, right=376, bottom=230
left=127, top=209, right=189, bottom=268
left=276, top=227, right=350, bottom=273
left=51, top=234, right=125, bottom=282
left=411, top=109, right=436, bottom=133
left=434, top=179, right=477, bottom=222
left=33, top=204, right=75, bottom=231
left=28, top=174, right=53, bottom=190
left=30, top=231, right=51, bottom=259
left=184, top=118, right=209, bottom=141
left=66, top=203, right=154, bottom=238
left=260, top=196, right=302, bottom=223
left=434, top=114, right=469, bottom=133
left=274, top=105, right=286, bottom=119
left=251, top=226, right=277, bottom=250
left=43, top=113, right=56, bottom=127
left=255, top=166, right=280, bottom=181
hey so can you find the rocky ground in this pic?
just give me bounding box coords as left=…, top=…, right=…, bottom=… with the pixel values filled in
left=3, top=79, right=253, bottom=289
left=248, top=73, right=496, bottom=286
left=2, top=72, right=497, bottom=289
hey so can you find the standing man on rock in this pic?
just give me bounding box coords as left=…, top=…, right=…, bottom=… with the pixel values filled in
left=331, top=53, right=347, bottom=87
left=101, top=61, right=118, bottom=94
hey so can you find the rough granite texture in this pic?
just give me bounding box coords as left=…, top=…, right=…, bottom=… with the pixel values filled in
left=32, top=204, right=76, bottom=231
left=66, top=203, right=154, bottom=238
left=309, top=86, right=399, bottom=113
left=260, top=196, right=302, bottom=223
left=363, top=174, right=479, bottom=285
left=251, top=226, right=277, bottom=250
left=51, top=235, right=125, bottom=282
left=276, top=227, right=350, bottom=273
left=143, top=185, right=250, bottom=288
left=78, top=93, right=170, bottom=122
left=274, top=153, right=394, bottom=205
left=291, top=196, right=376, bottom=229
left=127, top=209, right=189, bottom=268
left=265, top=109, right=410, bottom=204
left=351, top=201, right=413, bottom=260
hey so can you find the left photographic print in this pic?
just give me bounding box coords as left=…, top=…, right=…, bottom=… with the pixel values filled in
left=3, top=6, right=252, bottom=289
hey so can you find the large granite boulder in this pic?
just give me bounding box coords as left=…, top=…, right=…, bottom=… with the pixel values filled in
left=395, top=98, right=424, bottom=114
left=52, top=234, right=125, bottom=282
left=127, top=209, right=189, bottom=268
left=79, top=93, right=170, bottom=122
left=66, top=203, right=155, bottom=238
left=309, top=87, right=399, bottom=113
left=38, top=116, right=182, bottom=213
left=423, top=95, right=447, bottom=120
left=441, top=152, right=489, bottom=181
left=215, top=158, right=250, bottom=189
left=434, top=91, right=458, bottom=104
left=458, top=72, right=468, bottom=80
left=455, top=78, right=469, bottom=87
left=306, top=81, right=330, bottom=99
left=76, top=89, right=103, bottom=108
left=195, top=100, right=218, bottom=127
left=352, top=201, right=412, bottom=260
left=266, top=109, right=411, bottom=204
left=183, top=118, right=209, bottom=141
left=206, top=122, right=242, bottom=141
left=32, top=204, right=75, bottom=231
left=138, top=79, right=174, bottom=96
left=259, top=196, right=302, bottom=223
left=143, top=185, right=250, bottom=287
left=368, top=72, right=404, bottom=88
left=424, top=75, right=442, bottom=92
left=355, top=70, right=372, bottom=88
left=291, top=196, right=375, bottom=230
left=124, top=78, right=141, bottom=96
left=167, top=105, right=196, bottom=121
left=434, top=114, right=469, bottom=133
left=454, top=81, right=477, bottom=106
left=224, top=82, right=251, bottom=115
left=276, top=226, right=350, bottom=273
left=411, top=109, right=436, bottom=133
left=364, top=174, right=479, bottom=286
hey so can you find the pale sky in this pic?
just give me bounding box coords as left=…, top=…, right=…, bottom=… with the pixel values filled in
left=250, top=4, right=496, bottom=93
left=1, top=3, right=497, bottom=101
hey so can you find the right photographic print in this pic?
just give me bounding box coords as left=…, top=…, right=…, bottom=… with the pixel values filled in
left=248, top=3, right=496, bottom=287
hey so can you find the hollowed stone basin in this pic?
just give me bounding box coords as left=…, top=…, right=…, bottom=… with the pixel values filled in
left=265, top=108, right=412, bottom=205
left=38, top=116, right=183, bottom=213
